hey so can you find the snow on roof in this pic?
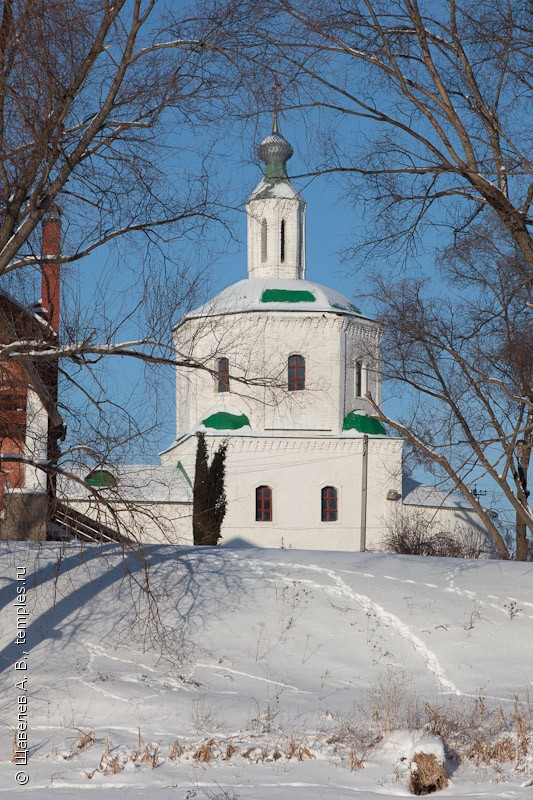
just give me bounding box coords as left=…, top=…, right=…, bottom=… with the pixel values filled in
left=249, top=176, right=302, bottom=201
left=402, top=475, right=473, bottom=509
left=58, top=464, right=192, bottom=503
left=183, top=278, right=365, bottom=321
left=0, top=291, right=54, bottom=341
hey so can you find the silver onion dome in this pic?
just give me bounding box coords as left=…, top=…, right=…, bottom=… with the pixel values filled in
left=258, top=131, right=293, bottom=180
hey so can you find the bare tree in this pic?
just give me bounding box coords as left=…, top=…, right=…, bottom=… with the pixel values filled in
left=362, top=216, right=532, bottom=560
left=382, top=504, right=493, bottom=559
left=241, top=0, right=532, bottom=271
left=0, top=0, right=238, bottom=277
left=0, top=0, right=249, bottom=536
left=229, top=0, right=532, bottom=558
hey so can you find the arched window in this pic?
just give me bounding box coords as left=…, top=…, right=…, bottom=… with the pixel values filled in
left=280, top=219, right=286, bottom=263
left=321, top=486, right=338, bottom=522
left=261, top=219, right=268, bottom=262
left=288, top=354, right=305, bottom=391
left=216, top=357, right=230, bottom=393
left=256, top=485, right=272, bottom=522
left=355, top=360, right=364, bottom=397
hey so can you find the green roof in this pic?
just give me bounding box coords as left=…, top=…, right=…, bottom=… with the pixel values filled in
left=342, top=412, right=386, bottom=435
left=86, top=469, right=117, bottom=488
left=203, top=412, right=250, bottom=430
left=261, top=289, right=316, bottom=303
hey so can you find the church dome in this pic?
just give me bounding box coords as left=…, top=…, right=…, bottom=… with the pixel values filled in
left=259, top=131, right=293, bottom=166
left=183, top=277, right=365, bottom=320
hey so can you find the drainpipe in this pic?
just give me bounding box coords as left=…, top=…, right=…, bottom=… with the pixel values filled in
left=360, top=434, right=368, bottom=551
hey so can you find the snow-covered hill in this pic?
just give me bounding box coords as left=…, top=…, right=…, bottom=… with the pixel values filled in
left=1, top=543, right=533, bottom=798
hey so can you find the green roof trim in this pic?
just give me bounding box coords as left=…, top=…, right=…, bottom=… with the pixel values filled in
left=86, top=469, right=117, bottom=489
left=342, top=412, right=387, bottom=435
left=176, top=460, right=192, bottom=488
left=203, top=411, right=250, bottom=430
left=260, top=289, right=316, bottom=304
left=331, top=301, right=362, bottom=314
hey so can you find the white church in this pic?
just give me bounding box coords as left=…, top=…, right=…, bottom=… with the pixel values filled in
left=61, top=123, right=485, bottom=549
left=158, top=123, right=483, bottom=550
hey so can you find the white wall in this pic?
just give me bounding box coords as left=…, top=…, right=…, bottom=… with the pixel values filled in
left=343, top=318, right=382, bottom=417
left=67, top=500, right=193, bottom=545
left=247, top=192, right=305, bottom=280
left=164, top=433, right=404, bottom=552
left=24, top=387, right=49, bottom=492
left=173, top=311, right=381, bottom=439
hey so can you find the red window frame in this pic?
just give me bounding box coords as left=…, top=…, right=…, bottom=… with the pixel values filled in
left=256, top=485, right=272, bottom=522
left=321, top=486, right=338, bottom=522
left=288, top=354, right=305, bottom=391
left=217, top=357, right=230, bottom=393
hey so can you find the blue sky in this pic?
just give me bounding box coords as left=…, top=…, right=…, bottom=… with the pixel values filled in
left=62, top=114, right=369, bottom=459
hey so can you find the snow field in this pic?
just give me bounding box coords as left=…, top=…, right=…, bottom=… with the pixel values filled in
left=1, top=543, right=533, bottom=798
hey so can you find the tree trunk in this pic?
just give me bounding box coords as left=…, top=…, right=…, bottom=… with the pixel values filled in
left=515, top=430, right=532, bottom=561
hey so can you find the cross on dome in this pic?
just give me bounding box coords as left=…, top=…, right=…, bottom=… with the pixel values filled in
left=258, top=78, right=294, bottom=181
left=272, top=75, right=281, bottom=133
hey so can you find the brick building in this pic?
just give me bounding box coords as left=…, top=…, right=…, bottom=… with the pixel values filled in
left=0, top=211, right=63, bottom=539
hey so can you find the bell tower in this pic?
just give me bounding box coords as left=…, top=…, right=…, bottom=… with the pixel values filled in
left=246, top=123, right=306, bottom=280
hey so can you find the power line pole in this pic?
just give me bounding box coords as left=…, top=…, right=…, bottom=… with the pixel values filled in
left=360, top=434, right=368, bottom=551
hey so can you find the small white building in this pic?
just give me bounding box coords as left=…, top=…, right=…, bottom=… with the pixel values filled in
left=56, top=465, right=192, bottom=544
left=158, top=124, right=484, bottom=551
